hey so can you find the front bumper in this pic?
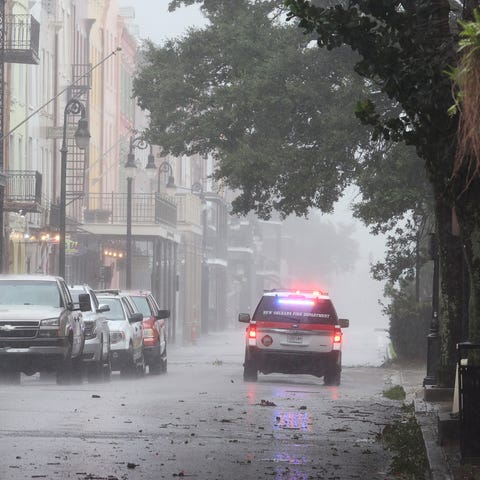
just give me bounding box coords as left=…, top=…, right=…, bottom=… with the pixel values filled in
left=82, top=339, right=102, bottom=363
left=0, top=337, right=70, bottom=370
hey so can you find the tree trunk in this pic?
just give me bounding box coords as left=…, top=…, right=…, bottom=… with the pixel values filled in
left=435, top=197, right=465, bottom=386
left=454, top=177, right=480, bottom=345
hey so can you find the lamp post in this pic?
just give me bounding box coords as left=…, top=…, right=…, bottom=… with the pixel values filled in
left=145, top=152, right=175, bottom=192
left=59, top=99, right=90, bottom=279
left=424, top=232, right=441, bottom=386
left=191, top=181, right=209, bottom=334
left=124, top=135, right=149, bottom=289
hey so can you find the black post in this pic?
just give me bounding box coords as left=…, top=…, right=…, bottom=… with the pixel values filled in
left=424, top=232, right=441, bottom=386
left=201, top=204, right=209, bottom=334
left=126, top=176, right=133, bottom=289
left=59, top=99, right=89, bottom=279
left=59, top=106, right=68, bottom=278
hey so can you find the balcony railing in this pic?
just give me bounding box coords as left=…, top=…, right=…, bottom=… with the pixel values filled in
left=83, top=193, right=177, bottom=227
left=4, top=170, right=42, bottom=213
left=4, top=15, right=40, bottom=65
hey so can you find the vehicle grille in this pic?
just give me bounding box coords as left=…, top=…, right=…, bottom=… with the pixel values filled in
left=0, top=321, right=39, bottom=338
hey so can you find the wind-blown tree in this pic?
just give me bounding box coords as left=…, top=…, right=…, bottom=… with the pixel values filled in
left=134, top=0, right=372, bottom=219
left=285, top=0, right=478, bottom=384
left=134, top=0, right=455, bottom=381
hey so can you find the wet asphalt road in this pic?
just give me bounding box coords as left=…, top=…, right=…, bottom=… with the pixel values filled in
left=0, top=330, right=406, bottom=480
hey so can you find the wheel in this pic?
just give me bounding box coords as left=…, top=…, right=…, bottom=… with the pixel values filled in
left=120, top=344, right=135, bottom=377
left=243, top=349, right=258, bottom=382
left=0, top=370, right=21, bottom=384
left=135, top=351, right=146, bottom=377
left=160, top=345, right=167, bottom=374
left=87, top=360, right=104, bottom=383
left=103, top=352, right=112, bottom=382
left=149, top=360, right=161, bottom=375
left=71, top=357, right=84, bottom=384
left=324, top=354, right=341, bottom=386
left=324, top=368, right=341, bottom=386
left=56, top=357, right=73, bottom=385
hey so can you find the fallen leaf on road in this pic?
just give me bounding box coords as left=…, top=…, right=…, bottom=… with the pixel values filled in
left=260, top=400, right=276, bottom=407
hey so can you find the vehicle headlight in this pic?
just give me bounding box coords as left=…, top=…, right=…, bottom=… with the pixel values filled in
left=38, top=318, right=60, bottom=337
left=40, top=318, right=60, bottom=327
left=110, top=331, right=126, bottom=345
left=83, top=322, right=97, bottom=340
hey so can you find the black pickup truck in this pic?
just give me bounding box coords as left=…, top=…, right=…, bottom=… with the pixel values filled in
left=0, top=274, right=91, bottom=384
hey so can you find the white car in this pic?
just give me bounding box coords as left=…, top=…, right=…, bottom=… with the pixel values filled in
left=95, top=290, right=144, bottom=376
left=239, top=289, right=349, bottom=385
left=69, top=285, right=111, bottom=382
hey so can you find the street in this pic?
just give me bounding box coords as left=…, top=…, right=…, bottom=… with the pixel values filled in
left=0, top=329, right=407, bottom=480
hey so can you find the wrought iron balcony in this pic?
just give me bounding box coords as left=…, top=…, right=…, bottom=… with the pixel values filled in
left=4, top=170, right=42, bottom=213
left=4, top=15, right=40, bottom=65
left=83, top=193, right=177, bottom=227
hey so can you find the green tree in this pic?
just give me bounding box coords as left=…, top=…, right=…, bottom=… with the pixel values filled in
left=134, top=0, right=372, bottom=218
left=134, top=0, right=461, bottom=383
left=284, top=0, right=477, bottom=385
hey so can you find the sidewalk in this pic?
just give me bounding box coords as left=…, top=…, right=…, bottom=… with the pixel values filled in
left=398, top=366, right=480, bottom=480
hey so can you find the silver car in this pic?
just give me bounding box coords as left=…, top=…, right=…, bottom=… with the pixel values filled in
left=69, top=285, right=111, bottom=382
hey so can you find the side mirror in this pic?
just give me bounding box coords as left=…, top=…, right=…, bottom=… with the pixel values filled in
left=156, top=309, right=170, bottom=320
left=97, top=304, right=110, bottom=313
left=238, top=313, right=251, bottom=323
left=78, top=293, right=92, bottom=312
left=338, top=318, right=349, bottom=328
left=129, top=312, right=143, bottom=324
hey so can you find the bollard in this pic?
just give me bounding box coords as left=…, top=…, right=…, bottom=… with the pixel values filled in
left=457, top=342, right=480, bottom=463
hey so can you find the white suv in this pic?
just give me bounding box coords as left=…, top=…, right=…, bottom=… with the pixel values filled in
left=95, top=291, right=144, bottom=377
left=238, top=289, right=349, bottom=385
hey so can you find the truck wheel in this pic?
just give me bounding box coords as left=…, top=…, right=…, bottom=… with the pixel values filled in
left=160, top=346, right=168, bottom=374
left=243, top=352, right=258, bottom=382
left=56, top=358, right=73, bottom=385
left=324, top=368, right=341, bottom=386
left=120, top=344, right=135, bottom=378
left=149, top=359, right=161, bottom=375
left=0, top=370, right=20, bottom=384
left=87, top=360, right=104, bottom=383
left=135, top=352, right=146, bottom=377
left=103, top=352, right=112, bottom=382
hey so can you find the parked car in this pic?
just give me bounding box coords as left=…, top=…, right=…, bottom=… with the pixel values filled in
left=0, top=274, right=90, bottom=385
left=69, top=284, right=112, bottom=382
left=95, top=290, right=144, bottom=377
left=239, top=288, right=349, bottom=385
left=126, top=290, right=169, bottom=375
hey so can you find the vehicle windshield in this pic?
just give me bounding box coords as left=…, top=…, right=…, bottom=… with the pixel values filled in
left=253, top=295, right=338, bottom=325
left=129, top=296, right=151, bottom=317
left=97, top=297, right=125, bottom=321
left=0, top=280, right=61, bottom=307
left=69, top=289, right=86, bottom=305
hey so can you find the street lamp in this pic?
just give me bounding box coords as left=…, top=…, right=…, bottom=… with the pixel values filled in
left=124, top=135, right=149, bottom=289
left=424, top=232, right=441, bottom=386
left=59, top=99, right=90, bottom=278
left=145, top=152, right=175, bottom=192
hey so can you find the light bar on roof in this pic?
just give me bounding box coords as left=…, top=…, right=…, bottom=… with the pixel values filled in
left=278, top=298, right=315, bottom=306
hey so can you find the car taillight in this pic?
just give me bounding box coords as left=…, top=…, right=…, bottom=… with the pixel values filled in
left=333, top=328, right=342, bottom=344
left=248, top=325, right=257, bottom=339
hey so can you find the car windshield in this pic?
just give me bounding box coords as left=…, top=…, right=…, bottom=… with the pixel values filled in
left=130, top=296, right=151, bottom=317
left=253, top=294, right=338, bottom=325
left=97, top=297, right=125, bottom=321
left=0, top=280, right=61, bottom=307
